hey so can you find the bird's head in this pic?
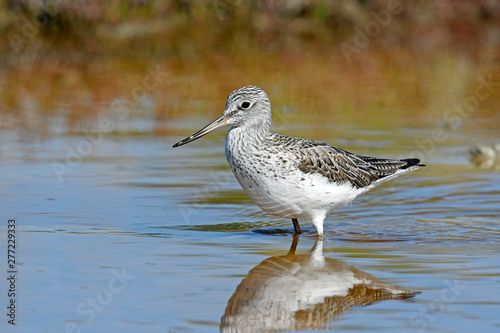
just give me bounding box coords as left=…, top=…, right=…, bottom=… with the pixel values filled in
left=173, top=85, right=271, bottom=147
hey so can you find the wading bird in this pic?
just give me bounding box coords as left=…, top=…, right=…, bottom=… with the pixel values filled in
left=173, top=86, right=424, bottom=238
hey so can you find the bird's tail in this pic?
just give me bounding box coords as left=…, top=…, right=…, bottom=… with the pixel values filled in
left=400, top=158, right=426, bottom=169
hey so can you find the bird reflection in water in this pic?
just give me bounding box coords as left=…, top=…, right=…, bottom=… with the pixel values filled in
left=221, top=237, right=419, bottom=332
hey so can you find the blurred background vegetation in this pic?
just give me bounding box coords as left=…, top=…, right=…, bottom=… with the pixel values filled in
left=0, top=0, right=499, bottom=136
left=2, top=0, right=499, bottom=61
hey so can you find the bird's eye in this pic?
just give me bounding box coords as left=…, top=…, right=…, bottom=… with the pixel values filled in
left=241, top=101, right=251, bottom=109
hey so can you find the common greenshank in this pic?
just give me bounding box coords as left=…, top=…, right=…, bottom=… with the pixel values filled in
left=173, top=85, right=425, bottom=237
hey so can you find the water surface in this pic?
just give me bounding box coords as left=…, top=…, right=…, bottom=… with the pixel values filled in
left=0, top=50, right=499, bottom=332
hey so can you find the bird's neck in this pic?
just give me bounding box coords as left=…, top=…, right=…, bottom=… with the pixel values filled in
left=226, top=123, right=271, bottom=159
left=229, top=120, right=270, bottom=146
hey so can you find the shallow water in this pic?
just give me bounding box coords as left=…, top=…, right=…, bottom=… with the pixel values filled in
left=1, top=114, right=499, bottom=332
left=1, top=51, right=500, bottom=332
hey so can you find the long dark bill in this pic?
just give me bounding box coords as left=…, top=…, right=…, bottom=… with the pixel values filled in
left=172, top=115, right=229, bottom=147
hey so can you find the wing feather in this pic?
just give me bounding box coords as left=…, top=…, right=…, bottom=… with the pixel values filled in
left=295, top=141, right=420, bottom=189
left=269, top=134, right=423, bottom=189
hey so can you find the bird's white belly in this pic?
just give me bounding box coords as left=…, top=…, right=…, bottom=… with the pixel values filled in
left=231, top=164, right=363, bottom=220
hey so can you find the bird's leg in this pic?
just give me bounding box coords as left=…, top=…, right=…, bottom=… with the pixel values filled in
left=292, top=218, right=302, bottom=234
left=287, top=234, right=299, bottom=255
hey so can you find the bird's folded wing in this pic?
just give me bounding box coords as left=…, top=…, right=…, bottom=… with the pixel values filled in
left=295, top=142, right=414, bottom=189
